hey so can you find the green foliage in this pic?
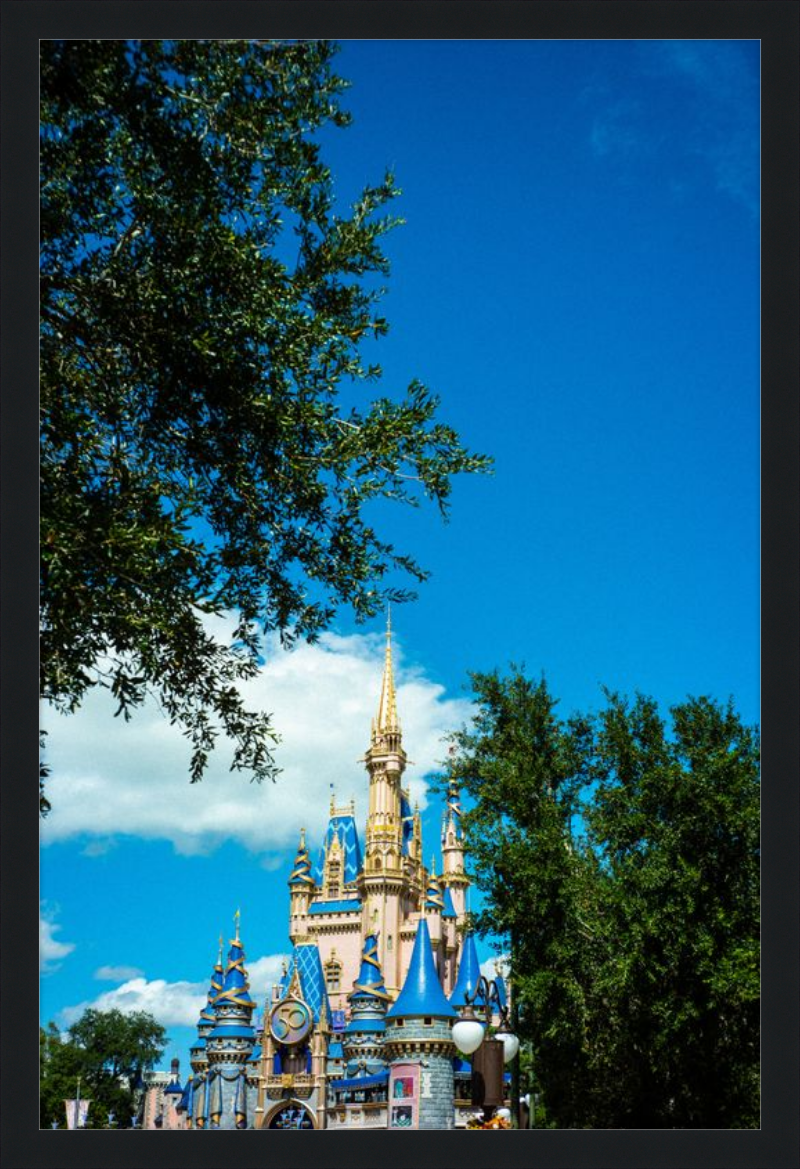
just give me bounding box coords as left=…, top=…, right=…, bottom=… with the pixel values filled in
left=444, top=669, right=759, bottom=1128
left=40, top=1009, right=167, bottom=1128
left=40, top=40, right=490, bottom=796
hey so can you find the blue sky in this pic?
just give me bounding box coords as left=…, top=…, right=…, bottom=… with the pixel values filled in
left=40, top=39, right=760, bottom=1071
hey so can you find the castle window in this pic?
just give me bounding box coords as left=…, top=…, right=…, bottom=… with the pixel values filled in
left=424, top=1017, right=432, bottom=1025
left=325, top=957, right=342, bottom=993
left=327, top=858, right=341, bottom=898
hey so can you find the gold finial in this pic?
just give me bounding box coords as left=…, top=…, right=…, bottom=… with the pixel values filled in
left=234, top=907, right=241, bottom=941
left=430, top=854, right=437, bottom=878
left=299, top=826, right=306, bottom=849
left=217, top=934, right=224, bottom=964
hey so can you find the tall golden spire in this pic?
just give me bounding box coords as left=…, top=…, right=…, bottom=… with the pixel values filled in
left=373, top=606, right=400, bottom=738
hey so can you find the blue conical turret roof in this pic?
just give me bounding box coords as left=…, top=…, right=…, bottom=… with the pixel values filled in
left=351, top=934, right=391, bottom=1001
left=441, top=885, right=457, bottom=919
left=386, top=917, right=457, bottom=1019
left=449, top=930, right=485, bottom=1010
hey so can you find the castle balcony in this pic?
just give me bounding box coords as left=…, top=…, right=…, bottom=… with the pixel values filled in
left=262, top=1072, right=315, bottom=1100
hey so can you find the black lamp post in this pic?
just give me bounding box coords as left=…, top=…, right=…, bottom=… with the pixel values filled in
left=452, top=976, right=519, bottom=1124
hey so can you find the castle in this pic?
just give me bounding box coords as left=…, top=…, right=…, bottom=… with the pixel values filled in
left=144, top=619, right=503, bottom=1130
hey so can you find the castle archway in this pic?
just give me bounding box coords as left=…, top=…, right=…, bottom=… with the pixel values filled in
left=261, top=1100, right=317, bottom=1130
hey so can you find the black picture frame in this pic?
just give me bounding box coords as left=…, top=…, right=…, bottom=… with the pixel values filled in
left=6, top=3, right=797, bottom=1168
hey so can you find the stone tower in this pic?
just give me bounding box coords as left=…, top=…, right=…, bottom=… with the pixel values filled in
left=384, top=917, right=457, bottom=1129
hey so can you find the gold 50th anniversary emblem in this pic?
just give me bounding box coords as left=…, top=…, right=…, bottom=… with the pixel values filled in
left=270, top=998, right=312, bottom=1046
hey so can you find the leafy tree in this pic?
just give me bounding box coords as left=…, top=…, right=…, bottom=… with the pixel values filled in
left=444, top=669, right=597, bottom=1126
left=40, top=1009, right=167, bottom=1128
left=40, top=39, right=490, bottom=798
left=586, top=691, right=760, bottom=1127
left=443, top=669, right=759, bottom=1128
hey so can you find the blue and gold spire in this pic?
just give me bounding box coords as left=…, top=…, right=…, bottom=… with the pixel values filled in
left=350, top=934, right=391, bottom=1001
left=387, top=917, right=457, bottom=1019
left=449, top=929, right=485, bottom=1010
left=197, top=936, right=224, bottom=1029
left=289, top=827, right=315, bottom=888
left=211, top=910, right=256, bottom=1012
left=344, top=934, right=390, bottom=1077
left=441, top=778, right=463, bottom=844
left=425, top=857, right=444, bottom=912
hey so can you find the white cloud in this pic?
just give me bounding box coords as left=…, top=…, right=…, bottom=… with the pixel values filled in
left=58, top=978, right=206, bottom=1030
left=58, top=952, right=289, bottom=1031
left=480, top=953, right=510, bottom=983
left=40, top=629, right=471, bottom=856
left=94, top=964, right=144, bottom=982
left=40, top=910, right=76, bottom=973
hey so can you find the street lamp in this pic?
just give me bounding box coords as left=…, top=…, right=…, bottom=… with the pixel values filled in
left=451, top=975, right=519, bottom=1124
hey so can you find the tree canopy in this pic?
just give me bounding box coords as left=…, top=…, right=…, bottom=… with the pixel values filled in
left=40, top=1009, right=167, bottom=1128
left=40, top=39, right=489, bottom=802
left=445, top=669, right=759, bottom=1128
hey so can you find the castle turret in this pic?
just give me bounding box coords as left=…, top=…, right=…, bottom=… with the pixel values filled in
left=424, top=856, right=444, bottom=961
left=190, top=939, right=224, bottom=1077
left=205, top=912, right=256, bottom=1128
left=384, top=917, right=457, bottom=1129
left=441, top=780, right=468, bottom=920
left=342, top=934, right=390, bottom=1078
left=359, top=611, right=407, bottom=994
left=289, top=828, right=314, bottom=944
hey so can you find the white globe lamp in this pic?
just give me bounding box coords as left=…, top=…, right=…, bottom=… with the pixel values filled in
left=495, top=1028, right=520, bottom=1064
left=452, top=1015, right=485, bottom=1055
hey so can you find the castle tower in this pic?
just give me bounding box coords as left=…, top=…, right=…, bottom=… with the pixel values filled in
left=257, top=946, right=329, bottom=1129
left=441, top=780, right=468, bottom=920
left=384, top=917, right=457, bottom=1129
left=424, top=856, right=445, bottom=966
left=342, top=933, right=390, bottom=1078
left=161, top=1058, right=185, bottom=1129
left=205, top=911, right=257, bottom=1129
left=288, top=828, right=314, bottom=945
left=359, top=611, right=408, bottom=995
left=184, top=939, right=225, bottom=1128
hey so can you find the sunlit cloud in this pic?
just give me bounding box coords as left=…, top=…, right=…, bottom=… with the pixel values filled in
left=40, top=908, right=76, bottom=973
left=40, top=629, right=471, bottom=857
left=58, top=951, right=289, bottom=1030
left=480, top=953, right=510, bottom=983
